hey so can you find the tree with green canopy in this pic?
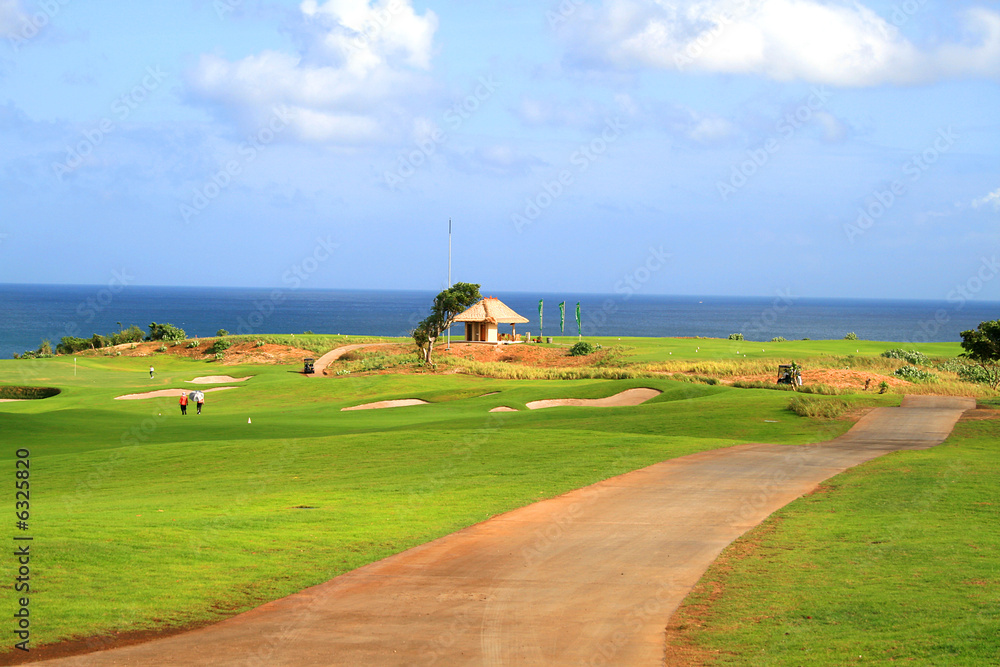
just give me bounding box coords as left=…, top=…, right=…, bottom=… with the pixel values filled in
left=412, top=282, right=482, bottom=365
left=959, top=319, right=1000, bottom=389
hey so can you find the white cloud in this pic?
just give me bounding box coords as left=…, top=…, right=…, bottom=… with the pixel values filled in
left=567, top=1, right=1000, bottom=87
left=188, top=0, right=438, bottom=144
left=688, top=115, right=735, bottom=143
left=972, top=187, right=1000, bottom=210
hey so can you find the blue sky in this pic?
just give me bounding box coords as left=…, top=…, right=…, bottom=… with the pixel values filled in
left=1, top=0, right=998, bottom=301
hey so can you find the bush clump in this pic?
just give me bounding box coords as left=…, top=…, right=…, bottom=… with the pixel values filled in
left=206, top=339, right=232, bottom=355
left=15, top=340, right=54, bottom=358
left=893, top=365, right=936, bottom=382
left=881, top=348, right=928, bottom=365
left=844, top=332, right=859, bottom=340
left=788, top=395, right=851, bottom=418
left=731, top=380, right=795, bottom=391
left=569, top=341, right=595, bottom=356
left=957, top=364, right=998, bottom=386
left=770, top=336, right=787, bottom=342
left=147, top=322, right=186, bottom=342
left=728, top=333, right=744, bottom=341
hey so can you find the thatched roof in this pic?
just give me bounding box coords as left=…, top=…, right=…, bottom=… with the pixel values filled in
left=453, top=297, right=529, bottom=324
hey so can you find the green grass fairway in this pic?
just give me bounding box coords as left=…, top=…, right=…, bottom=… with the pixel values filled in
left=544, top=336, right=963, bottom=364
left=668, top=409, right=1000, bottom=665
left=0, top=336, right=989, bottom=659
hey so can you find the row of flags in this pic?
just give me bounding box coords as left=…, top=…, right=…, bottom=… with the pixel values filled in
left=538, top=300, right=581, bottom=337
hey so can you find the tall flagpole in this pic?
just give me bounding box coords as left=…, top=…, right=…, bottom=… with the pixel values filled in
left=447, top=218, right=452, bottom=350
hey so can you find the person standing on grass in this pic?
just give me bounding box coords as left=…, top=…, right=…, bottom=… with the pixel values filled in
left=179, top=391, right=188, bottom=415
left=195, top=391, right=205, bottom=415
left=149, top=365, right=155, bottom=379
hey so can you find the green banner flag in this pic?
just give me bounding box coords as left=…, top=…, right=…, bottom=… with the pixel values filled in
left=575, top=302, right=582, bottom=338
left=559, top=302, right=565, bottom=334
left=538, top=299, right=543, bottom=337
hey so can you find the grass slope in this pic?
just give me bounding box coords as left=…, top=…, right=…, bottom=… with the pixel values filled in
left=668, top=413, right=1000, bottom=665
left=0, top=336, right=985, bottom=660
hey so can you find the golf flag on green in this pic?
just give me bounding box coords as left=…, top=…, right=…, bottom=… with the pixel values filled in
left=538, top=299, right=543, bottom=337
left=559, top=301, right=565, bottom=334
left=575, top=302, right=582, bottom=338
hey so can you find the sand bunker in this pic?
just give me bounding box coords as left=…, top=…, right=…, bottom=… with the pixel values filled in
left=341, top=399, right=429, bottom=411
left=115, top=387, right=240, bottom=401
left=489, top=406, right=518, bottom=413
left=0, top=399, right=26, bottom=403
left=187, top=376, right=252, bottom=384
left=526, top=388, right=662, bottom=410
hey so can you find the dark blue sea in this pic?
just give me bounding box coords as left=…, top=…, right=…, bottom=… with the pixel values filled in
left=0, top=284, right=997, bottom=359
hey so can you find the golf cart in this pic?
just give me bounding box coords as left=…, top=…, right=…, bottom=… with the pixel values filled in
left=776, top=363, right=802, bottom=388
left=303, top=358, right=315, bottom=374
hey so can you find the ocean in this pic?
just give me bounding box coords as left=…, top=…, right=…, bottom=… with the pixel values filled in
left=0, top=283, right=997, bottom=359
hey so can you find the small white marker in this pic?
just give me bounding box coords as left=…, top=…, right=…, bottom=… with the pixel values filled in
left=248, top=418, right=252, bottom=424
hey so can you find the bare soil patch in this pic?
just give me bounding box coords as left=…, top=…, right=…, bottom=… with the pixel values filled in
left=436, top=342, right=605, bottom=368
left=960, top=408, right=1000, bottom=422
left=82, top=341, right=316, bottom=365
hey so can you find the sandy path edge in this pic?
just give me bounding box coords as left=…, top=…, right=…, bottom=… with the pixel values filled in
left=31, top=396, right=975, bottom=666
left=308, top=343, right=396, bottom=377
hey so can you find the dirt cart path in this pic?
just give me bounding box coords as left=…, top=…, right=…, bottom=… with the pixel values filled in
left=36, top=396, right=974, bottom=666
left=307, top=343, right=396, bottom=377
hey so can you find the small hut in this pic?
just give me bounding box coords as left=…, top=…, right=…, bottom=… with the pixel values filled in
left=453, top=297, right=529, bottom=344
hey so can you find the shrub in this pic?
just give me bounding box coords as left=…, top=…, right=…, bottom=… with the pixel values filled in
left=109, top=325, right=144, bottom=346
left=569, top=341, right=595, bottom=356
left=186, top=340, right=200, bottom=349
left=728, top=333, right=745, bottom=341
left=214, top=352, right=225, bottom=360
left=881, top=348, right=928, bottom=365
left=207, top=339, right=232, bottom=355
left=788, top=396, right=851, bottom=419
left=255, top=340, right=265, bottom=348
left=797, top=384, right=843, bottom=395
left=56, top=336, right=92, bottom=354
left=147, top=322, right=186, bottom=342
left=844, top=332, right=859, bottom=340
left=957, top=364, right=999, bottom=386
left=770, top=337, right=787, bottom=342
left=936, top=358, right=967, bottom=373
left=216, top=329, right=229, bottom=337
left=893, top=365, right=936, bottom=382
left=731, top=380, right=795, bottom=391
left=156, top=345, right=168, bottom=353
